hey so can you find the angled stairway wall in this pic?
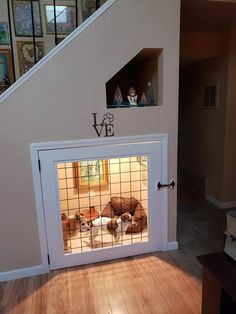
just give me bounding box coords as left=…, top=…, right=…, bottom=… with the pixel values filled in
left=0, top=0, right=180, bottom=276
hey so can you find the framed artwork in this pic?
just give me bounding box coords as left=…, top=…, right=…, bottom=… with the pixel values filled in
left=0, top=23, right=10, bottom=45
left=17, top=41, right=44, bottom=75
left=12, top=0, right=42, bottom=37
left=56, top=37, right=65, bottom=45
left=0, top=50, right=14, bottom=91
left=45, top=5, right=76, bottom=34
left=82, top=0, right=96, bottom=20
left=74, top=160, right=109, bottom=188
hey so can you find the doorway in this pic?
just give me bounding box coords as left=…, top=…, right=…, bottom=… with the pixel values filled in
left=175, top=0, right=236, bottom=272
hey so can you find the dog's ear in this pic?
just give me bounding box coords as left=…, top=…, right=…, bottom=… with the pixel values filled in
left=107, top=219, right=118, bottom=230
left=80, top=213, right=86, bottom=218
left=107, top=219, right=118, bottom=237
left=128, top=214, right=132, bottom=221
left=121, top=213, right=132, bottom=222
left=121, top=214, right=126, bottom=222
left=61, top=213, right=68, bottom=221
left=74, top=211, right=83, bottom=221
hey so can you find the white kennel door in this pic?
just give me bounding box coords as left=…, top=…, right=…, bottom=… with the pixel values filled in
left=39, top=141, right=166, bottom=270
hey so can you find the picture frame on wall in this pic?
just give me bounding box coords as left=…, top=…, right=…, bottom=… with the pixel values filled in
left=0, top=49, right=14, bottom=91
left=16, top=41, right=44, bottom=75
left=45, top=5, right=76, bottom=34
left=12, top=0, right=42, bottom=37
left=0, top=23, right=10, bottom=45
left=74, top=160, right=109, bottom=188
left=56, top=37, right=65, bottom=45
left=82, top=0, right=96, bottom=20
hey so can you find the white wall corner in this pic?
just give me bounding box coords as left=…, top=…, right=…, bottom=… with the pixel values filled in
left=163, top=241, right=179, bottom=251
left=206, top=194, right=236, bottom=209
left=0, top=264, right=49, bottom=283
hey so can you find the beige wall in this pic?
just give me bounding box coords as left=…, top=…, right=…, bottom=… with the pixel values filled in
left=179, top=53, right=228, bottom=199
left=180, top=32, right=222, bottom=66
left=222, top=27, right=236, bottom=201
left=179, top=28, right=236, bottom=202
left=0, top=0, right=180, bottom=272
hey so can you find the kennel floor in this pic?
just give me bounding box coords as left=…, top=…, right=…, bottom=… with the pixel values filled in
left=66, top=229, right=148, bottom=254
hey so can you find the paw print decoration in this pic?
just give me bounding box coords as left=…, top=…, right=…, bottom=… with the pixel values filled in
left=102, top=113, right=114, bottom=125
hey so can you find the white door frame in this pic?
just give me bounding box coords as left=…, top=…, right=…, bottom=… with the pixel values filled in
left=30, top=134, right=169, bottom=272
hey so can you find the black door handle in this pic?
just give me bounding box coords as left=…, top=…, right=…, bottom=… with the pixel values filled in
left=157, top=180, right=175, bottom=190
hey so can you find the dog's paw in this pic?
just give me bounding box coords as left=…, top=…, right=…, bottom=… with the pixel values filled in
left=64, top=247, right=72, bottom=254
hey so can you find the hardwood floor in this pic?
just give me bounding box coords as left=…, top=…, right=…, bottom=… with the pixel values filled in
left=0, top=252, right=201, bottom=314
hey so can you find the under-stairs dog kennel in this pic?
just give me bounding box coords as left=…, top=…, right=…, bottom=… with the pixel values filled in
left=0, top=0, right=180, bottom=282
left=32, top=135, right=168, bottom=270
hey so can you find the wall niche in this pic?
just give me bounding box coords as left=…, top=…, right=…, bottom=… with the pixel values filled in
left=106, top=48, right=163, bottom=108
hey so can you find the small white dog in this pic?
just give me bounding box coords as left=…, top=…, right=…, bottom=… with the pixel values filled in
left=89, top=212, right=132, bottom=243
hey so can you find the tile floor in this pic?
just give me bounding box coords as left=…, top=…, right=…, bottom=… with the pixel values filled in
left=170, top=189, right=231, bottom=288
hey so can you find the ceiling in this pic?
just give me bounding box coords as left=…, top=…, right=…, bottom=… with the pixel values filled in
left=181, top=0, right=236, bottom=32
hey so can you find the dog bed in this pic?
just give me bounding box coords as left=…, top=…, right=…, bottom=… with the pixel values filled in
left=101, top=196, right=147, bottom=233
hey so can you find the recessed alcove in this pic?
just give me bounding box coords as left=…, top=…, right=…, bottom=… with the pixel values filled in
left=106, top=48, right=163, bottom=108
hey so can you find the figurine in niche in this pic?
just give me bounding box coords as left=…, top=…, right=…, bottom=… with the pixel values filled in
left=139, top=92, right=148, bottom=106
left=112, top=85, right=123, bottom=107
left=147, top=82, right=155, bottom=105
left=127, top=87, right=138, bottom=106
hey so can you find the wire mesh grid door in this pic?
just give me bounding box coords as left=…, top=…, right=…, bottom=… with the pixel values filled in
left=39, top=141, right=164, bottom=270
left=59, top=156, right=148, bottom=254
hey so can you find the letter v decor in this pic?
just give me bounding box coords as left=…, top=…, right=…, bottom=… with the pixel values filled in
left=92, top=112, right=114, bottom=137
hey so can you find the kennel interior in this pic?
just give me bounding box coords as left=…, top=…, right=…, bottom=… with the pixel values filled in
left=57, top=156, right=148, bottom=254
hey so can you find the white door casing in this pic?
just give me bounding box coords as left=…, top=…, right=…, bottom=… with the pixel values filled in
left=31, top=134, right=169, bottom=270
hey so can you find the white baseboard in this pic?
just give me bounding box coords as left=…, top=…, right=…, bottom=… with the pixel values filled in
left=163, top=241, right=179, bottom=251
left=206, top=194, right=236, bottom=209
left=0, top=264, right=49, bottom=282
left=0, top=241, right=179, bottom=282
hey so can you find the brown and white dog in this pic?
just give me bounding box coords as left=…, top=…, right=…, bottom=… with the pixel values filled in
left=89, top=212, right=132, bottom=243
left=61, top=211, right=90, bottom=251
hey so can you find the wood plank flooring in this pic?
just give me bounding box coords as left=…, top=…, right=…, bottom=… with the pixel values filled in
left=0, top=252, right=201, bottom=314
